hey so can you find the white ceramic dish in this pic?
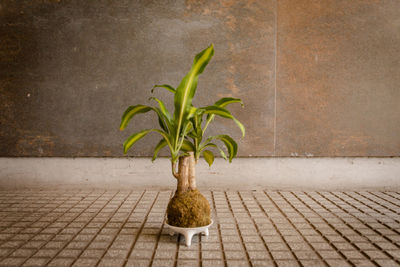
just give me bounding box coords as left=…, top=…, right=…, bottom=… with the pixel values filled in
left=165, top=220, right=213, bottom=247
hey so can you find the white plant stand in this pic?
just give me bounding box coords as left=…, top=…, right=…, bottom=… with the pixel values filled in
left=165, top=220, right=213, bottom=247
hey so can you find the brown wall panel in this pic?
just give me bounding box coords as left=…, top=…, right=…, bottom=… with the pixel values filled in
left=276, top=0, right=400, bottom=156
left=1, top=0, right=399, bottom=157
left=0, top=0, right=275, bottom=157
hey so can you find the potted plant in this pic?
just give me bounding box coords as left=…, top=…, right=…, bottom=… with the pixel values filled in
left=120, top=44, right=244, bottom=236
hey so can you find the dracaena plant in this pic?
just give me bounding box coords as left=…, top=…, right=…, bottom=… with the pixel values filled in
left=119, top=44, right=244, bottom=169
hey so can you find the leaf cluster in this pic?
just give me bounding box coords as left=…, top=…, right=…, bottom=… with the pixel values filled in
left=120, top=44, right=245, bottom=166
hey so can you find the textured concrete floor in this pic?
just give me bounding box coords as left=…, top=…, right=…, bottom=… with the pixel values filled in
left=0, top=190, right=399, bottom=267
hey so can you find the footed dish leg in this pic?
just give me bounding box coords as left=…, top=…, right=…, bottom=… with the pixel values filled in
left=203, top=228, right=209, bottom=236
left=184, top=231, right=194, bottom=247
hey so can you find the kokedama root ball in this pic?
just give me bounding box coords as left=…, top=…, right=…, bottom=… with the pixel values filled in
left=167, top=189, right=211, bottom=228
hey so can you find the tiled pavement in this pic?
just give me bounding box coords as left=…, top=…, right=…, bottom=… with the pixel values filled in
left=0, top=190, right=399, bottom=267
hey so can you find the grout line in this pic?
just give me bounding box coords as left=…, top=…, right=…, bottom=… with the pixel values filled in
left=286, top=192, right=351, bottom=264
left=223, top=191, right=253, bottom=266
left=273, top=0, right=278, bottom=156
left=276, top=191, right=329, bottom=266
left=312, top=191, right=397, bottom=265
left=0, top=190, right=69, bottom=247
left=149, top=190, right=173, bottom=266
left=199, top=213, right=202, bottom=267
left=293, top=192, right=363, bottom=266
left=0, top=191, right=32, bottom=222
left=382, top=191, right=400, bottom=201
left=0, top=190, right=94, bottom=262
left=19, top=190, right=106, bottom=265
left=210, top=191, right=227, bottom=267
left=330, top=192, right=400, bottom=250
left=255, top=191, right=302, bottom=265
left=261, top=191, right=304, bottom=265
left=238, top=191, right=277, bottom=266
left=56, top=190, right=121, bottom=266
left=174, top=234, right=180, bottom=267
left=368, top=192, right=400, bottom=209
left=333, top=192, right=400, bottom=232
left=123, top=191, right=160, bottom=266
left=93, top=190, right=145, bottom=266
left=328, top=192, right=400, bottom=263
left=348, top=192, right=400, bottom=223
left=359, top=192, right=397, bottom=208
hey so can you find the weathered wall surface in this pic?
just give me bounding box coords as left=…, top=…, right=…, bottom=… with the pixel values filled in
left=276, top=0, right=400, bottom=156
left=0, top=0, right=399, bottom=157
left=1, top=157, right=400, bottom=190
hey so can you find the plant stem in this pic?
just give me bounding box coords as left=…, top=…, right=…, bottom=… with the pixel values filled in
left=177, top=155, right=190, bottom=193
left=188, top=152, right=196, bottom=190
left=171, top=161, right=179, bottom=179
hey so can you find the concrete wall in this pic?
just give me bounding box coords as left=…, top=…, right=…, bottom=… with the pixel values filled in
left=1, top=157, right=399, bottom=190
left=1, top=0, right=399, bottom=157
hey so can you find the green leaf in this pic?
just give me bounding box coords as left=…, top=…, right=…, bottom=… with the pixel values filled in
left=151, top=129, right=174, bottom=151
left=149, top=97, right=174, bottom=134
left=232, top=118, right=245, bottom=137
left=203, top=97, right=244, bottom=136
left=187, top=106, right=199, bottom=120
left=151, top=84, right=176, bottom=93
left=201, top=142, right=228, bottom=160
left=203, top=106, right=245, bottom=137
left=123, top=129, right=151, bottom=154
left=150, top=107, right=168, bottom=133
left=203, top=105, right=233, bottom=118
left=123, top=128, right=174, bottom=157
left=181, top=140, right=195, bottom=152
left=195, top=116, right=203, bottom=138
left=188, top=108, right=204, bottom=138
left=152, top=139, right=167, bottom=161
left=157, top=116, right=168, bottom=132
left=217, top=146, right=228, bottom=160
left=207, top=135, right=238, bottom=162
left=120, top=105, right=152, bottom=130
left=182, top=121, right=193, bottom=136
left=184, top=107, right=200, bottom=137
left=203, top=150, right=214, bottom=166
left=177, top=122, right=194, bottom=153
left=149, top=97, right=172, bottom=120
left=215, top=97, right=244, bottom=108
left=173, top=44, right=214, bottom=149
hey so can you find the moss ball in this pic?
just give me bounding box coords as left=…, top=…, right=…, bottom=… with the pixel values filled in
left=167, top=189, right=211, bottom=228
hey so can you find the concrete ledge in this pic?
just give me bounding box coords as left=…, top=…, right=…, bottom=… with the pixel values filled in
left=0, top=157, right=399, bottom=190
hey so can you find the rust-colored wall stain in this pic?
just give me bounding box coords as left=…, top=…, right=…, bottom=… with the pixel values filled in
left=1, top=0, right=399, bottom=157
left=16, top=132, right=56, bottom=156
left=276, top=0, right=400, bottom=156
left=182, top=0, right=276, bottom=157
left=0, top=34, right=21, bottom=62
